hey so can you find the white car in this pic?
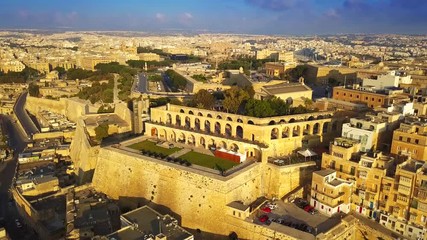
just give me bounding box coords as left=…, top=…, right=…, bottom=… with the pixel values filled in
left=266, top=202, right=278, bottom=210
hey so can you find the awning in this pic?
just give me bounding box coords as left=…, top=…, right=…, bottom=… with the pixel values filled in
left=297, top=149, right=318, bottom=157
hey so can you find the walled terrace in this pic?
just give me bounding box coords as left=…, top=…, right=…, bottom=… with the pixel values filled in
left=147, top=104, right=344, bottom=158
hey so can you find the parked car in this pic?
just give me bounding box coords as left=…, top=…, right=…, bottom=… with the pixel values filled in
left=261, top=207, right=271, bottom=213
left=15, top=219, right=22, bottom=228
left=266, top=202, right=278, bottom=210
left=294, top=198, right=309, bottom=209
left=275, top=218, right=284, bottom=224
left=259, top=215, right=269, bottom=223
left=304, top=205, right=316, bottom=214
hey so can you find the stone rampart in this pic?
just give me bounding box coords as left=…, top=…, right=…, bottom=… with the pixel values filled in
left=25, top=97, right=93, bottom=123
left=91, top=146, right=264, bottom=234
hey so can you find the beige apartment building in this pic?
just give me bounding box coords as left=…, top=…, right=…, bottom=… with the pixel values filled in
left=320, top=134, right=427, bottom=239
left=278, top=51, right=295, bottom=63
left=265, top=62, right=297, bottom=78
left=391, top=117, right=427, bottom=162
left=309, top=169, right=353, bottom=216
left=0, top=60, right=26, bottom=73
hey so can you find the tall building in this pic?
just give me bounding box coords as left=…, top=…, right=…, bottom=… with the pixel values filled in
left=309, top=169, right=353, bottom=216
left=278, top=51, right=295, bottom=63
left=391, top=116, right=427, bottom=162
left=319, top=134, right=427, bottom=239
left=341, top=113, right=397, bottom=152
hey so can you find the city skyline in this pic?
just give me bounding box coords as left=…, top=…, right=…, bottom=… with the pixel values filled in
left=0, top=0, right=426, bottom=35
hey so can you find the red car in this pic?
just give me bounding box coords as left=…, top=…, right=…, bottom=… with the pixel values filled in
left=304, top=205, right=315, bottom=214
left=259, top=215, right=269, bottom=223
left=261, top=207, right=271, bottom=213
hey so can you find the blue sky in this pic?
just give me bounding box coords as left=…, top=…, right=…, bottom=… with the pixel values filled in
left=0, top=0, right=426, bottom=34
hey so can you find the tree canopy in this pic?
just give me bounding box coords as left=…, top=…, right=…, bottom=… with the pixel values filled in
left=189, top=89, right=215, bottom=109
left=243, top=96, right=311, bottom=117
left=165, top=69, right=187, bottom=91
left=222, top=86, right=250, bottom=113
left=94, top=123, right=109, bottom=141
left=0, top=67, right=39, bottom=83
left=28, top=83, right=40, bottom=97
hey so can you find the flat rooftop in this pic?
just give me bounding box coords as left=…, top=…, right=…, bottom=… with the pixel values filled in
left=119, top=206, right=193, bottom=240
left=315, top=169, right=335, bottom=177
left=263, top=83, right=312, bottom=95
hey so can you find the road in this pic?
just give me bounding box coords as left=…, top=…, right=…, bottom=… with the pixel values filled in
left=113, top=74, right=119, bottom=103
left=0, top=115, right=37, bottom=239
left=137, top=73, right=148, bottom=93
left=13, top=92, right=39, bottom=136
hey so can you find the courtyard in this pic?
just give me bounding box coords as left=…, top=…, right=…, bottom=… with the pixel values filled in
left=128, top=140, right=182, bottom=156
left=178, top=151, right=239, bottom=171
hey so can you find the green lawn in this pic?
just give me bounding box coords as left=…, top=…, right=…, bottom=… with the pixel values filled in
left=179, top=151, right=239, bottom=170
left=128, top=140, right=181, bottom=156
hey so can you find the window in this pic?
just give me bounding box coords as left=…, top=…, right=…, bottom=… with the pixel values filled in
left=407, top=138, right=411, bottom=143
left=344, top=93, right=346, bottom=96
left=350, top=166, right=356, bottom=175
left=399, top=136, right=403, bottom=141
left=375, top=175, right=379, bottom=179
left=356, top=95, right=360, bottom=99
left=372, top=98, right=375, bottom=101
left=350, top=94, right=353, bottom=97
left=378, top=99, right=382, bottom=102
left=365, top=97, right=368, bottom=100
left=415, top=139, right=419, bottom=144
left=340, top=165, right=343, bottom=172
left=321, top=205, right=324, bottom=209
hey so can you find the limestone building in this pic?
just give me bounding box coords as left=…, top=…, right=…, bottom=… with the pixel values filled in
left=362, top=71, right=412, bottom=90
left=320, top=134, right=427, bottom=239
left=341, top=114, right=390, bottom=152
left=278, top=51, right=295, bottom=63
left=309, top=169, right=353, bottom=216
left=83, top=104, right=347, bottom=238
left=391, top=116, right=427, bottom=162
left=258, top=82, right=312, bottom=107
left=265, top=62, right=296, bottom=78
left=146, top=104, right=339, bottom=158
left=333, top=85, right=411, bottom=109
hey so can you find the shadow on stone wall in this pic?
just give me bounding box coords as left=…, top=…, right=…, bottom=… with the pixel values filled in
left=78, top=168, right=94, bottom=185
left=116, top=196, right=231, bottom=240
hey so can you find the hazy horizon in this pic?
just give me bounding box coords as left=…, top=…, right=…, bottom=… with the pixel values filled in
left=0, top=0, right=426, bottom=35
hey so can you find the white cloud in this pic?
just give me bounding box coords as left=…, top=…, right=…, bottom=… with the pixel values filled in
left=155, top=13, right=166, bottom=22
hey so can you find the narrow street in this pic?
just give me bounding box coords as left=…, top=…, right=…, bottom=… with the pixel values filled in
left=0, top=115, right=37, bottom=239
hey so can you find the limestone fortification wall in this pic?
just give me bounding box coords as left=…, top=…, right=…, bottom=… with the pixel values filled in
left=25, top=97, right=90, bottom=123
left=226, top=215, right=314, bottom=240
left=114, top=102, right=132, bottom=127
left=33, top=130, right=75, bottom=142
left=26, top=96, right=67, bottom=116
left=69, top=118, right=99, bottom=184
left=92, top=147, right=264, bottom=234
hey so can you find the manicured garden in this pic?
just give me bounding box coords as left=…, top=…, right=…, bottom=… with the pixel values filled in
left=128, top=140, right=181, bottom=156
left=178, top=151, right=239, bottom=170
